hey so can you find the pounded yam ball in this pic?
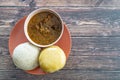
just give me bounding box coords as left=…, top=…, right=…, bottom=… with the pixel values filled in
left=12, top=42, right=40, bottom=70
left=39, top=46, right=66, bottom=73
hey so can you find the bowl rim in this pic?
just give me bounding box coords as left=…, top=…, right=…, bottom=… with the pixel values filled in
left=24, top=8, right=64, bottom=47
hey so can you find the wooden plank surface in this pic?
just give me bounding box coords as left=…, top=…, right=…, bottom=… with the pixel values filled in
left=0, top=0, right=30, bottom=6
left=1, top=0, right=120, bottom=8
left=1, top=36, right=120, bottom=56
left=1, top=36, right=120, bottom=70
left=1, top=7, right=120, bottom=37
left=1, top=70, right=120, bottom=80
left=1, top=0, right=120, bottom=80
left=2, top=54, right=120, bottom=70
left=0, top=70, right=120, bottom=80
left=35, top=0, right=120, bottom=8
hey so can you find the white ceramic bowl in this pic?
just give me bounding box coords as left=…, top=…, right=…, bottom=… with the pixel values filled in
left=24, top=8, right=64, bottom=47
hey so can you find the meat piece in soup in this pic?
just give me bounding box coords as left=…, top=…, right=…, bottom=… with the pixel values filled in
left=28, top=12, right=62, bottom=45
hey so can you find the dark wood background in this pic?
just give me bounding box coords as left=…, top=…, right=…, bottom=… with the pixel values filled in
left=1, top=0, right=120, bottom=80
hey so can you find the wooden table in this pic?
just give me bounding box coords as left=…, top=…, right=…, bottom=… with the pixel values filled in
left=1, top=0, right=120, bottom=80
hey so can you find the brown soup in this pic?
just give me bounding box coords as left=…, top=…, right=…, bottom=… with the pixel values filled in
left=28, top=12, right=62, bottom=45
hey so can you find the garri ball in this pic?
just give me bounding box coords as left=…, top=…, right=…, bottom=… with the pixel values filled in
left=12, top=42, right=40, bottom=70
left=39, top=46, right=66, bottom=73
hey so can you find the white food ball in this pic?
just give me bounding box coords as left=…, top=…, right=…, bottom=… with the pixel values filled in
left=12, top=42, right=40, bottom=70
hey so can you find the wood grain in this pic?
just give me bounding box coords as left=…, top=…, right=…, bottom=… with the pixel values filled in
left=1, top=36, right=120, bottom=56
left=0, top=70, right=16, bottom=80
left=1, top=0, right=120, bottom=80
left=2, top=54, right=120, bottom=71
left=1, top=70, right=120, bottom=80
left=1, top=0, right=120, bottom=9
left=0, top=0, right=31, bottom=6
left=71, top=37, right=120, bottom=56
left=1, top=37, right=120, bottom=70
left=1, top=8, right=120, bottom=37
left=35, top=0, right=120, bottom=8
left=14, top=70, right=120, bottom=80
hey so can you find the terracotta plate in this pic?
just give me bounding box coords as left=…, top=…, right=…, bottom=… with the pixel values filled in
left=8, top=16, right=71, bottom=75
